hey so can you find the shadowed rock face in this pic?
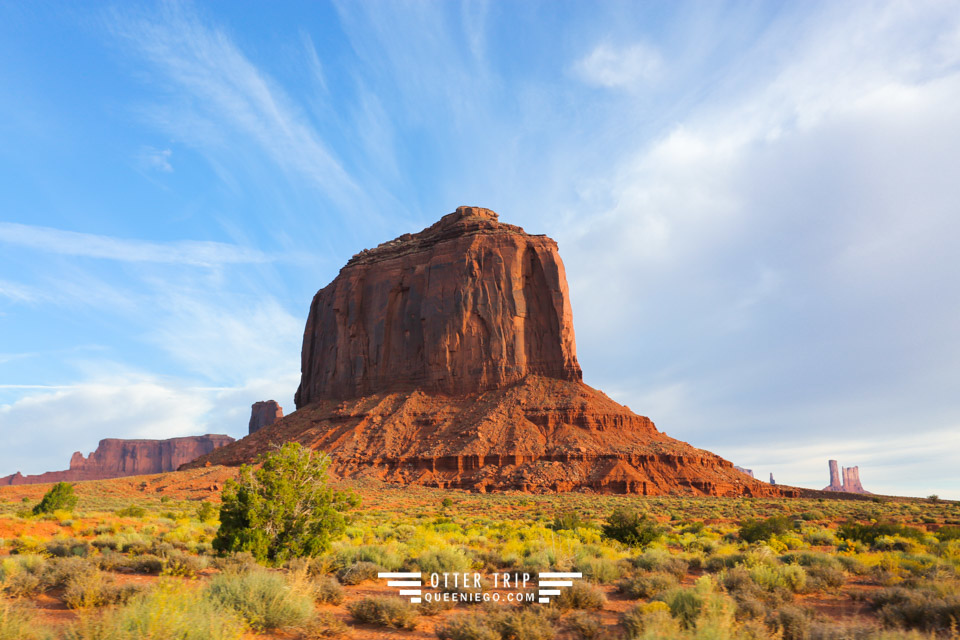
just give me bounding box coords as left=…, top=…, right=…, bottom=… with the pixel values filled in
left=0, top=435, right=234, bottom=486
left=249, top=400, right=283, bottom=435
left=188, top=207, right=794, bottom=497
left=295, top=206, right=581, bottom=406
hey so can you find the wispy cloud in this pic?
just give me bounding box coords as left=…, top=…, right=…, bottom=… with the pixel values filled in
left=0, top=222, right=270, bottom=266
left=109, top=3, right=359, bottom=205
left=0, top=278, right=40, bottom=303
left=136, top=145, right=173, bottom=172
left=573, top=42, right=662, bottom=89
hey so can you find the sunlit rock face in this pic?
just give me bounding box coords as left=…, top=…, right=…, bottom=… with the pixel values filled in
left=187, top=207, right=795, bottom=498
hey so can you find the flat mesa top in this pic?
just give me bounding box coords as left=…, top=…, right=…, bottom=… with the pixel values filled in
left=345, top=206, right=546, bottom=267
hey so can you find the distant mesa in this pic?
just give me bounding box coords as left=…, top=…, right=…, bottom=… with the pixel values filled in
left=823, top=459, right=870, bottom=494
left=734, top=466, right=755, bottom=478
left=769, top=473, right=776, bottom=485
left=0, top=435, right=234, bottom=486
left=185, top=206, right=797, bottom=497
left=249, top=400, right=283, bottom=435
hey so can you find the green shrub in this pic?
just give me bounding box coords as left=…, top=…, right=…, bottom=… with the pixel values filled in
left=206, top=569, right=315, bottom=631
left=417, top=596, right=457, bottom=616
left=63, top=570, right=137, bottom=609
left=0, top=601, right=49, bottom=640
left=299, top=612, right=351, bottom=638
left=576, top=556, right=621, bottom=584
left=160, top=550, right=205, bottom=578
left=32, top=483, right=77, bottom=515
left=602, top=509, right=662, bottom=547
left=618, top=571, right=678, bottom=599
left=631, top=550, right=688, bottom=579
left=347, top=596, right=418, bottom=629
left=552, top=511, right=590, bottom=531
left=116, top=505, right=146, bottom=518
left=438, top=609, right=558, bottom=640
left=566, top=611, right=603, bottom=640
left=838, top=521, right=925, bottom=546
left=337, top=561, right=383, bottom=585
left=663, top=586, right=705, bottom=629
left=127, top=554, right=165, bottom=575
left=936, top=525, right=960, bottom=542
left=213, top=442, right=358, bottom=564
left=313, top=575, right=345, bottom=605
left=63, top=581, right=246, bottom=640
left=804, top=528, right=838, bottom=546
left=43, top=556, right=97, bottom=589
left=434, top=613, right=501, bottom=640
left=767, top=604, right=810, bottom=640
left=739, top=516, right=792, bottom=543
left=197, top=501, right=219, bottom=522
left=414, top=547, right=472, bottom=574
left=494, top=608, right=556, bottom=640
left=869, top=586, right=960, bottom=632
left=44, top=537, right=90, bottom=558
left=748, top=564, right=807, bottom=593
left=555, top=581, right=606, bottom=610
left=805, top=564, right=846, bottom=591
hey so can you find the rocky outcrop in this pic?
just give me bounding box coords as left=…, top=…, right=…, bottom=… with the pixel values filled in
left=295, top=206, right=581, bottom=406
left=827, top=460, right=841, bottom=490
left=187, top=206, right=796, bottom=497
left=734, top=466, right=755, bottom=478
left=0, top=435, right=234, bottom=486
left=769, top=473, right=776, bottom=485
left=843, top=466, right=866, bottom=493
left=823, top=459, right=870, bottom=494
left=249, top=401, right=283, bottom=435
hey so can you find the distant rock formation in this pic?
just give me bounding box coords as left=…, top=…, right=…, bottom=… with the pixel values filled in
left=769, top=473, right=776, bottom=485
left=0, top=435, right=234, bottom=486
left=248, top=400, right=283, bottom=435
left=823, top=459, right=870, bottom=494
left=734, top=466, right=755, bottom=478
left=186, top=206, right=797, bottom=498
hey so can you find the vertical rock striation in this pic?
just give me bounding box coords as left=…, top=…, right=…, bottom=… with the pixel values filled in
left=295, top=207, right=581, bottom=406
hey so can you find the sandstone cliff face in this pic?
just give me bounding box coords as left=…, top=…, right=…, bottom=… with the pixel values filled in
left=188, top=207, right=794, bottom=497
left=0, top=435, right=234, bottom=486
left=823, top=459, right=870, bottom=494
left=249, top=400, right=283, bottom=435
left=295, top=206, right=581, bottom=406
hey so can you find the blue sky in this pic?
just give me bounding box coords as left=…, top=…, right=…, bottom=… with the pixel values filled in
left=1, top=1, right=959, bottom=498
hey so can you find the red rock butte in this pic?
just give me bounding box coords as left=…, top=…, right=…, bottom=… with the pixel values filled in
left=1, top=435, right=234, bottom=486
left=186, top=206, right=794, bottom=497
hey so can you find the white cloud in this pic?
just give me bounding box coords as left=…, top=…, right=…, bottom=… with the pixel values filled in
left=0, top=372, right=299, bottom=479
left=573, top=42, right=662, bottom=89
left=0, top=222, right=270, bottom=266
left=0, top=378, right=211, bottom=477
left=562, top=1, right=960, bottom=499
left=136, top=145, right=173, bottom=172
